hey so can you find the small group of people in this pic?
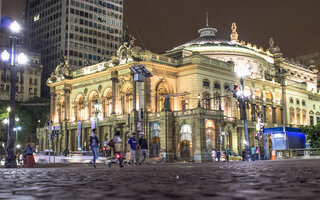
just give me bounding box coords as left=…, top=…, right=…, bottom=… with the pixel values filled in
left=18, top=144, right=36, bottom=167
left=211, top=148, right=231, bottom=162
left=89, top=128, right=150, bottom=168
left=241, top=146, right=260, bottom=161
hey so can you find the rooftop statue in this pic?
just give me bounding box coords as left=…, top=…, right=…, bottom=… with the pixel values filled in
left=230, top=22, right=239, bottom=42
left=107, top=27, right=137, bottom=67
left=47, top=51, right=72, bottom=84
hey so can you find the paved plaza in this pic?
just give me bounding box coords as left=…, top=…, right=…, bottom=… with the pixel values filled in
left=0, top=159, right=319, bottom=200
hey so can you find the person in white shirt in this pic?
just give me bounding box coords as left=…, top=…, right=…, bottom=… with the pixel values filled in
left=212, top=149, right=216, bottom=161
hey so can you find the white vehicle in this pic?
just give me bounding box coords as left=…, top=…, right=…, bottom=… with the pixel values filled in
left=0, top=158, right=19, bottom=166
left=34, top=151, right=67, bottom=164
left=66, top=151, right=106, bottom=164
left=0, top=158, right=5, bottom=166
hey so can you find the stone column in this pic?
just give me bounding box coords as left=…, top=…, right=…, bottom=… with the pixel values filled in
left=111, top=71, right=118, bottom=114
left=193, top=107, right=212, bottom=163
left=50, top=88, right=56, bottom=122
left=64, top=88, right=71, bottom=121
left=251, top=103, right=256, bottom=121
left=132, top=73, right=137, bottom=111
left=68, top=130, right=72, bottom=151
left=272, top=107, right=277, bottom=124
left=281, top=107, right=284, bottom=124
left=160, top=98, right=175, bottom=161
left=263, top=105, right=267, bottom=122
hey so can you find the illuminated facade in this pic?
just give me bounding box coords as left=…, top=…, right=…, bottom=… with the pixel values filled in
left=37, top=22, right=320, bottom=162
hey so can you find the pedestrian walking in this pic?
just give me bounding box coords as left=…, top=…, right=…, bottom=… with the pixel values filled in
left=212, top=149, right=216, bottom=161
left=138, top=133, right=148, bottom=164
left=24, top=144, right=35, bottom=167
left=255, top=147, right=259, bottom=161
left=217, top=151, right=221, bottom=162
left=90, top=128, right=99, bottom=168
left=241, top=149, right=246, bottom=161
left=161, top=151, right=167, bottom=163
left=226, top=148, right=230, bottom=162
left=19, top=153, right=24, bottom=166
left=128, top=132, right=137, bottom=165
left=113, top=130, right=123, bottom=168
left=251, top=145, right=256, bottom=161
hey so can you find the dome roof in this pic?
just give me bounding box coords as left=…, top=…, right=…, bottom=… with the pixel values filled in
left=170, top=26, right=239, bottom=51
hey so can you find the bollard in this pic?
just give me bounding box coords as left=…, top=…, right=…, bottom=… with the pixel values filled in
left=271, top=149, right=276, bottom=160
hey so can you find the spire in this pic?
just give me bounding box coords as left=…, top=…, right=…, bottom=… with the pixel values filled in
left=206, top=12, right=209, bottom=27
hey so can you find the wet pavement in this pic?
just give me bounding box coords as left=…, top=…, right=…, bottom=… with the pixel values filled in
left=0, top=159, right=320, bottom=200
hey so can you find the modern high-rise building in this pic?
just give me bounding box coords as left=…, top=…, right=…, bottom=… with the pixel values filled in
left=24, top=0, right=123, bottom=97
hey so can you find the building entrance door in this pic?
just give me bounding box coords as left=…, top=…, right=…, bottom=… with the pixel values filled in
left=180, top=140, right=192, bottom=161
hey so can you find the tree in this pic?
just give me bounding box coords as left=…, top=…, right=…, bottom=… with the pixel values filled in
left=301, top=124, right=320, bottom=148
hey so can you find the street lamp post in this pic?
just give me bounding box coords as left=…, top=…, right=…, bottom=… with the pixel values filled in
left=1, top=21, right=27, bottom=168
left=233, top=76, right=251, bottom=161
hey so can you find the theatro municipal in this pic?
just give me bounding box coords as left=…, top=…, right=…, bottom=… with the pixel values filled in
left=37, top=22, right=320, bottom=162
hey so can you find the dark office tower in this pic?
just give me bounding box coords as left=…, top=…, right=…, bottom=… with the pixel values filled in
left=24, top=0, right=123, bottom=97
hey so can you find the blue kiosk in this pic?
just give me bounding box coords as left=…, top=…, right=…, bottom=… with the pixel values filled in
left=263, top=127, right=306, bottom=151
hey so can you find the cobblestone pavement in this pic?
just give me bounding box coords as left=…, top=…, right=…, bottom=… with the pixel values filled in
left=0, top=159, right=320, bottom=200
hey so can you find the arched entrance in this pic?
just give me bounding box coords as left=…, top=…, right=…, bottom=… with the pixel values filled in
left=150, top=122, right=160, bottom=158
left=179, top=125, right=192, bottom=161
left=205, top=119, right=216, bottom=150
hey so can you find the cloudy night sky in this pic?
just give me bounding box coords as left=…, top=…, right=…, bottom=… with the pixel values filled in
left=2, top=0, right=320, bottom=57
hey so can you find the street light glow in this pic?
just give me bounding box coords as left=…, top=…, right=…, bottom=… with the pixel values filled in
left=1, top=50, right=10, bottom=61
left=16, top=144, right=21, bottom=149
left=15, top=118, right=19, bottom=122
left=10, top=21, right=21, bottom=33
left=3, top=119, right=8, bottom=124
left=7, top=107, right=11, bottom=112
left=18, top=53, right=28, bottom=64
left=17, top=126, right=21, bottom=131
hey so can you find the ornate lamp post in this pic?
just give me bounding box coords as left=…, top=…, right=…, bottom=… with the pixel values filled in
left=233, top=76, right=251, bottom=161
left=1, top=21, right=28, bottom=168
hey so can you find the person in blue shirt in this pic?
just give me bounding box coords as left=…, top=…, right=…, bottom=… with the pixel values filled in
left=128, top=132, right=137, bottom=165
left=90, top=128, right=99, bottom=168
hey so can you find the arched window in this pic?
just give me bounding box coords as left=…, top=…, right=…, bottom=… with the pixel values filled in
left=296, top=108, right=301, bottom=125
left=57, top=96, right=65, bottom=122
left=213, top=92, right=221, bottom=110
left=203, top=79, right=210, bottom=88
left=214, top=82, right=221, bottom=90
left=302, top=109, right=307, bottom=125
left=275, top=92, right=281, bottom=104
left=205, top=120, right=215, bottom=150
left=123, top=86, right=133, bottom=114
left=75, top=95, right=85, bottom=121
left=203, top=93, right=211, bottom=109
left=254, top=89, right=262, bottom=100
left=290, top=107, right=295, bottom=124
left=289, top=97, right=294, bottom=104
left=224, top=97, right=232, bottom=117
left=150, top=122, right=160, bottom=158
left=180, top=125, right=192, bottom=142
left=88, top=92, right=98, bottom=118
left=103, top=89, right=112, bottom=117
left=180, top=124, right=192, bottom=161
left=265, top=91, right=272, bottom=102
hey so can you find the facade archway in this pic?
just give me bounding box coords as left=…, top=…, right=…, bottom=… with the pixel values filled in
left=254, top=88, right=262, bottom=100
left=265, top=91, right=273, bottom=103
left=205, top=119, right=216, bottom=150
left=289, top=107, right=295, bottom=124
left=57, top=96, right=65, bottom=122
left=149, top=121, right=160, bottom=158
left=88, top=91, right=98, bottom=119
left=75, top=94, right=85, bottom=121
left=203, top=92, right=211, bottom=109
left=103, top=89, right=112, bottom=117
left=179, top=124, right=192, bottom=161
left=275, top=92, right=281, bottom=104
left=155, top=81, right=170, bottom=112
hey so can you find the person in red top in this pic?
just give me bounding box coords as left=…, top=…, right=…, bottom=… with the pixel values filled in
left=255, top=147, right=259, bottom=161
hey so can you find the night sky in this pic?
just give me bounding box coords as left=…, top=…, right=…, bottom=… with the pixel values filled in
left=3, top=0, right=320, bottom=58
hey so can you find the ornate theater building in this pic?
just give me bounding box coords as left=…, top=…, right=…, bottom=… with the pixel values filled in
left=37, top=23, right=320, bottom=162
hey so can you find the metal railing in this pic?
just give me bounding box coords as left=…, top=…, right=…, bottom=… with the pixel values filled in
left=275, top=148, right=320, bottom=159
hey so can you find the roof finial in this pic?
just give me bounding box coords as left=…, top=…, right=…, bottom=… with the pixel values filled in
left=206, top=12, right=209, bottom=27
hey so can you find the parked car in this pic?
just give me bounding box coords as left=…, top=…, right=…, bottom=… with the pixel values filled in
left=66, top=151, right=106, bottom=164
left=34, top=151, right=67, bottom=164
